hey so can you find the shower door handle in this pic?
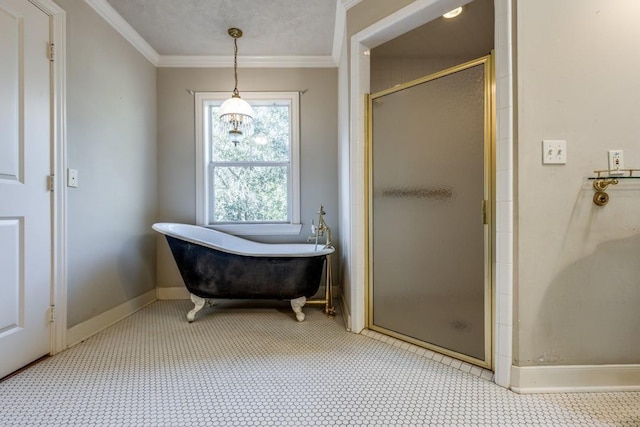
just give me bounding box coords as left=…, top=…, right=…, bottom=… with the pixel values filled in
left=482, top=200, right=488, bottom=225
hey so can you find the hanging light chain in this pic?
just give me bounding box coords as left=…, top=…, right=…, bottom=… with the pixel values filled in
left=232, top=36, right=239, bottom=97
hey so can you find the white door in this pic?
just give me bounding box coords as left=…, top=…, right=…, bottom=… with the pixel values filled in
left=0, top=0, right=52, bottom=379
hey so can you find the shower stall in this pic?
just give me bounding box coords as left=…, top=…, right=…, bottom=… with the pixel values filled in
left=367, top=55, right=494, bottom=368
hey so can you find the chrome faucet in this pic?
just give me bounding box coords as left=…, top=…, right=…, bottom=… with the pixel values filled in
left=308, top=205, right=332, bottom=250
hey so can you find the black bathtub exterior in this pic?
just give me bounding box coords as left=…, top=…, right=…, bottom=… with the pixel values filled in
left=165, top=236, right=326, bottom=300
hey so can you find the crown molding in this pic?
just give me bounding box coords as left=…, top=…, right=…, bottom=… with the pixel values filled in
left=342, top=0, right=363, bottom=10
left=332, top=0, right=347, bottom=64
left=84, top=0, right=159, bottom=66
left=157, top=55, right=337, bottom=68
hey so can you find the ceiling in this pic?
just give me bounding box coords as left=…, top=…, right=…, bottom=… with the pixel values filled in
left=103, top=0, right=337, bottom=62
left=94, top=0, right=494, bottom=66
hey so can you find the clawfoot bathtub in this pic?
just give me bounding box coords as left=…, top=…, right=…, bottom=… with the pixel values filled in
left=153, top=223, right=334, bottom=322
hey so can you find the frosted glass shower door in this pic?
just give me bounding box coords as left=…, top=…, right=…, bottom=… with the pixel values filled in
left=368, top=56, right=493, bottom=366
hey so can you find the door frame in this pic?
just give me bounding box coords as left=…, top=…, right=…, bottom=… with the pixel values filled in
left=29, top=0, right=67, bottom=354
left=347, top=0, right=514, bottom=387
left=365, top=55, right=495, bottom=369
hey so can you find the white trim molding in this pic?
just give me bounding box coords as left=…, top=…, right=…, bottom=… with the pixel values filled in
left=50, top=1, right=68, bottom=356
left=511, top=365, right=640, bottom=394
left=158, top=55, right=337, bottom=68
left=84, top=0, right=160, bottom=65
left=332, top=0, right=347, bottom=65
left=28, top=0, right=68, bottom=356
left=66, top=290, right=156, bottom=348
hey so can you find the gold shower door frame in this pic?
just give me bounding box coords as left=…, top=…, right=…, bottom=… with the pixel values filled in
left=366, top=54, right=495, bottom=369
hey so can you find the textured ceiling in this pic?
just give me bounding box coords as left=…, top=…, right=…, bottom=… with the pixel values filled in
left=105, top=0, right=337, bottom=56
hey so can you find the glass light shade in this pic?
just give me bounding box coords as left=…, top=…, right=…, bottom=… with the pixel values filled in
left=219, top=95, right=255, bottom=144
left=228, top=129, right=244, bottom=145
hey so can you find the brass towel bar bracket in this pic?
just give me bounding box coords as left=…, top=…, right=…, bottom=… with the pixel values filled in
left=589, top=168, right=640, bottom=206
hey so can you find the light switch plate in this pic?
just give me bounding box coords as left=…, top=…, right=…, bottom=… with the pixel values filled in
left=542, top=140, right=567, bottom=164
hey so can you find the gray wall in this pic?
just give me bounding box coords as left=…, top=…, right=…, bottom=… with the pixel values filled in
left=156, top=68, right=338, bottom=287
left=515, top=0, right=640, bottom=366
left=58, top=0, right=157, bottom=327
left=347, top=0, right=416, bottom=37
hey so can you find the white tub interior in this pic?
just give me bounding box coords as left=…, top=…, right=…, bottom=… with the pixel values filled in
left=153, top=223, right=334, bottom=258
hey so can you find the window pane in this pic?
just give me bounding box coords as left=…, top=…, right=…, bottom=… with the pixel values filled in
left=213, top=166, right=289, bottom=222
left=210, top=104, right=290, bottom=162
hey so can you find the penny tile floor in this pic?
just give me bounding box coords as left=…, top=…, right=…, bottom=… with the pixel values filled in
left=1, top=300, right=639, bottom=426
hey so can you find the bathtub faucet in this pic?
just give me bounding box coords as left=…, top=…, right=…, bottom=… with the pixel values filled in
left=308, top=205, right=332, bottom=250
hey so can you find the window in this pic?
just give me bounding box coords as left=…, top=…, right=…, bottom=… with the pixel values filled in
left=195, top=92, right=301, bottom=235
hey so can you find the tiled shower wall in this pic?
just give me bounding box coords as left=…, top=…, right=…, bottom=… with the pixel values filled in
left=493, top=0, right=514, bottom=388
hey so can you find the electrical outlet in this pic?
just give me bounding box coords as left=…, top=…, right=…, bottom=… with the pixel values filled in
left=608, top=150, right=624, bottom=175
left=67, top=168, right=78, bottom=188
left=542, top=140, right=567, bottom=164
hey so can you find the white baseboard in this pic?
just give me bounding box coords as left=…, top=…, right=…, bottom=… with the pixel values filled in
left=66, top=289, right=156, bottom=348
left=511, top=364, right=640, bottom=393
left=156, top=286, right=190, bottom=300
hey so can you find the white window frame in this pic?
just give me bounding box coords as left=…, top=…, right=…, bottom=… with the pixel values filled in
left=195, top=91, right=302, bottom=236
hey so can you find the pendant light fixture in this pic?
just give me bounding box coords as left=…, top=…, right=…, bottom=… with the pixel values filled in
left=219, top=28, right=254, bottom=145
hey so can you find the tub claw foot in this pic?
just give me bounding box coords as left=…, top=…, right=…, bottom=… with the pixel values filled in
left=187, top=294, right=206, bottom=322
left=291, top=296, right=306, bottom=322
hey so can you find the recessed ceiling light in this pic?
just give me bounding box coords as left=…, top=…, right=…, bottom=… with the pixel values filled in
left=363, top=49, right=371, bottom=56
left=443, top=7, right=463, bottom=18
